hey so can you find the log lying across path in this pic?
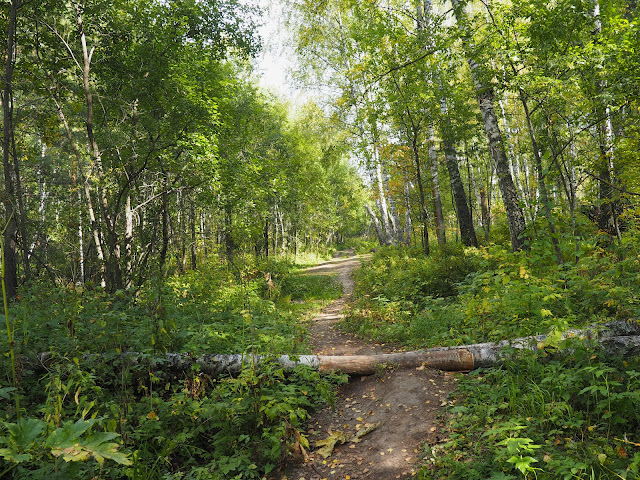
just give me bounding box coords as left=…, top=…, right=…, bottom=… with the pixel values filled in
left=28, top=320, right=640, bottom=377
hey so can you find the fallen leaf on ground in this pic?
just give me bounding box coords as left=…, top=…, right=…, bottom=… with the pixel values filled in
left=315, top=431, right=347, bottom=458
left=349, top=422, right=381, bottom=443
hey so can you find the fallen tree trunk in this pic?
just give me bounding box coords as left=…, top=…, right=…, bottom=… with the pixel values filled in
left=25, top=320, right=640, bottom=376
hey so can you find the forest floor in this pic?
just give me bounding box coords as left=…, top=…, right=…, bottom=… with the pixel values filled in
left=277, top=250, right=458, bottom=480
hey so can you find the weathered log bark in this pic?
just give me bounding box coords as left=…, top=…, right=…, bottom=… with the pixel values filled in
left=25, top=320, right=640, bottom=377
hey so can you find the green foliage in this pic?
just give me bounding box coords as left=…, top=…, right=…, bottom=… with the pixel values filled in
left=0, top=256, right=345, bottom=478
left=279, top=274, right=342, bottom=302
left=5, top=255, right=342, bottom=358
left=342, top=229, right=640, bottom=479
left=122, top=361, right=344, bottom=479
left=0, top=417, right=130, bottom=478
left=342, top=245, right=482, bottom=345
left=344, top=232, right=640, bottom=348
left=419, top=347, right=640, bottom=480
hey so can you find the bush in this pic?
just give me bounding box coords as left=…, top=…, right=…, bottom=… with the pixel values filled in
left=0, top=254, right=345, bottom=479
left=420, top=346, right=640, bottom=480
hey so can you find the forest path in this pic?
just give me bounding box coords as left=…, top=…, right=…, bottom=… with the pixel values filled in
left=280, top=250, right=457, bottom=480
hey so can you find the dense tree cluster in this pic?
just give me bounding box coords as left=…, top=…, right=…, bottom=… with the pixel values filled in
left=290, top=0, right=640, bottom=256
left=0, top=0, right=367, bottom=297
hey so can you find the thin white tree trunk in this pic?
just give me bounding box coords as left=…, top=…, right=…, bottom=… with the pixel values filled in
left=403, top=177, right=413, bottom=245
left=125, top=194, right=133, bottom=288
left=428, top=126, right=446, bottom=244
left=451, top=0, right=527, bottom=250
left=375, top=158, right=394, bottom=244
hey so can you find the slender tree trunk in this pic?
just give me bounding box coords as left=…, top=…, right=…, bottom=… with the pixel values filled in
left=159, top=174, right=169, bottom=273
left=403, top=176, right=413, bottom=245
left=2, top=0, right=20, bottom=299
left=124, top=193, right=133, bottom=288
left=374, top=159, right=394, bottom=244
left=365, top=204, right=386, bottom=246
left=440, top=99, right=478, bottom=247
left=12, top=136, right=29, bottom=282
left=190, top=200, right=196, bottom=270
left=279, top=209, right=286, bottom=255
left=428, top=127, right=446, bottom=245
left=77, top=184, right=85, bottom=283
left=517, top=89, right=563, bottom=264
left=76, top=4, right=122, bottom=288
left=224, top=205, right=234, bottom=263
left=201, top=212, right=208, bottom=257
left=410, top=136, right=430, bottom=255
left=451, top=0, right=527, bottom=251
left=479, top=187, right=490, bottom=241
left=263, top=218, right=269, bottom=257
left=273, top=205, right=279, bottom=259
left=176, top=191, right=186, bottom=273
left=595, top=110, right=617, bottom=238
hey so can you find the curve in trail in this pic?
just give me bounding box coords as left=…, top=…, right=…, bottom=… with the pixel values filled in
left=280, top=250, right=458, bottom=480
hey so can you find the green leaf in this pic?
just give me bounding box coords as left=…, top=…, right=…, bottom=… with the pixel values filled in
left=46, top=419, right=96, bottom=449
left=0, top=448, right=32, bottom=463
left=45, top=419, right=131, bottom=466
left=507, top=455, right=538, bottom=475
left=5, top=418, right=46, bottom=450
left=0, top=387, right=16, bottom=400
left=0, top=418, right=46, bottom=463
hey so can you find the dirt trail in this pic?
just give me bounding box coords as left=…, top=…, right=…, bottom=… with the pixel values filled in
left=278, top=250, right=457, bottom=480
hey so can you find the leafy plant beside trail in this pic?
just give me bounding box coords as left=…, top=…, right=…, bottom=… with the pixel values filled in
left=341, top=231, right=640, bottom=479
left=420, top=347, right=640, bottom=480
left=1, top=255, right=345, bottom=479
left=344, top=234, right=640, bottom=348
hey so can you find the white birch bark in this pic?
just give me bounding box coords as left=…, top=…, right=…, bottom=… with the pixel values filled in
left=450, top=0, right=527, bottom=250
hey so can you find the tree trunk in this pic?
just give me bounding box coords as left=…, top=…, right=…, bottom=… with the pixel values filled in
left=159, top=174, right=169, bottom=273
left=410, top=137, right=430, bottom=255
left=124, top=194, right=133, bottom=288
left=403, top=176, right=413, bottom=245
left=2, top=0, right=20, bottom=299
left=365, top=204, right=386, bottom=246
left=12, top=135, right=30, bottom=282
left=224, top=204, right=234, bottom=263
left=374, top=160, right=394, bottom=244
left=440, top=99, right=478, bottom=247
left=263, top=218, right=269, bottom=257
left=451, top=0, right=527, bottom=251
left=190, top=200, right=196, bottom=270
left=428, top=127, right=446, bottom=245
left=479, top=186, right=490, bottom=241
left=27, top=320, right=640, bottom=377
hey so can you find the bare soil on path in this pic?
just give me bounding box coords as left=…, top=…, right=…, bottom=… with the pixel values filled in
left=277, top=250, right=457, bottom=480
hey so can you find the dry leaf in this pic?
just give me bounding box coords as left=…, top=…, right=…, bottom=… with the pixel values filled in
left=315, top=431, right=347, bottom=458
left=349, top=422, right=381, bottom=443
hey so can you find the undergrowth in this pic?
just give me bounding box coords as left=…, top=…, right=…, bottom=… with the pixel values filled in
left=341, top=228, right=640, bottom=479
left=344, top=233, right=640, bottom=348
left=1, top=254, right=345, bottom=479
left=420, top=346, right=640, bottom=480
